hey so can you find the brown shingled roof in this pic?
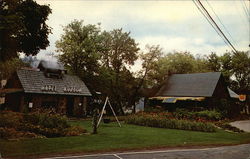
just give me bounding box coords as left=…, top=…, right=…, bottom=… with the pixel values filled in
left=17, top=69, right=92, bottom=96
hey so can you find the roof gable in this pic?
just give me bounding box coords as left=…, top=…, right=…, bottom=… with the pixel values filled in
left=17, top=69, right=92, bottom=96
left=155, top=72, right=222, bottom=97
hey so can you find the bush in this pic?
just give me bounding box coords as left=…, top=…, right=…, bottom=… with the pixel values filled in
left=195, top=110, right=222, bottom=121
left=0, top=127, right=40, bottom=139
left=173, top=109, right=223, bottom=121
left=0, top=111, right=23, bottom=129
left=0, top=111, right=87, bottom=139
left=19, top=123, right=62, bottom=138
left=125, top=115, right=216, bottom=132
left=23, top=112, right=70, bottom=129
left=173, top=109, right=193, bottom=120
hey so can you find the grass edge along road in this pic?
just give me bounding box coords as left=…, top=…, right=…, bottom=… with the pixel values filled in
left=1, top=120, right=250, bottom=158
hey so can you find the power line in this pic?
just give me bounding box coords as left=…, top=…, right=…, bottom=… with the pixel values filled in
left=238, top=0, right=250, bottom=51
left=241, top=0, right=249, bottom=20
left=233, top=0, right=249, bottom=26
left=196, top=0, right=238, bottom=53
left=205, top=0, right=237, bottom=48
left=195, top=0, right=238, bottom=54
left=192, top=0, right=230, bottom=50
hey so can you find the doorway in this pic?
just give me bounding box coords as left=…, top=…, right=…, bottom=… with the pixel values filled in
left=66, top=97, right=74, bottom=116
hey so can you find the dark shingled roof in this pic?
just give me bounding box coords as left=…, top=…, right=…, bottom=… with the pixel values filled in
left=17, top=69, right=92, bottom=96
left=155, top=72, right=222, bottom=97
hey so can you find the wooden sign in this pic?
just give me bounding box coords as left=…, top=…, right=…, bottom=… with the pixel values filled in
left=41, top=85, right=56, bottom=92
left=63, top=87, right=82, bottom=93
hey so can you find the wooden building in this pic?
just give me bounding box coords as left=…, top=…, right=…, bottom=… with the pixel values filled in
left=150, top=72, right=238, bottom=112
left=3, top=61, right=92, bottom=116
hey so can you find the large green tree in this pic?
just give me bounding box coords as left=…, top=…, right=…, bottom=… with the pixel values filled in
left=0, top=58, right=27, bottom=80
left=57, top=22, right=140, bottom=114
left=129, top=45, right=163, bottom=112
left=206, top=51, right=250, bottom=92
left=206, top=52, right=221, bottom=72
left=231, top=51, right=250, bottom=92
left=98, top=29, right=140, bottom=114
left=0, top=0, right=51, bottom=62
left=56, top=20, right=102, bottom=88
left=99, top=29, right=139, bottom=71
left=147, top=52, right=208, bottom=85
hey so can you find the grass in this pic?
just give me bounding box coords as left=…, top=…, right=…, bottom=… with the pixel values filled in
left=1, top=120, right=250, bottom=158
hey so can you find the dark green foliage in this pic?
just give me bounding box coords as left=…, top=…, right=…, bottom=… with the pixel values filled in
left=0, top=0, right=51, bottom=62
left=0, top=111, right=86, bottom=139
left=206, top=51, right=250, bottom=92
left=218, top=99, right=241, bottom=118
left=0, top=58, right=27, bottom=79
left=125, top=115, right=216, bottom=132
left=23, top=112, right=70, bottom=129
left=147, top=52, right=209, bottom=85
left=173, top=109, right=223, bottom=121
left=195, top=110, right=222, bottom=121
left=56, top=20, right=102, bottom=81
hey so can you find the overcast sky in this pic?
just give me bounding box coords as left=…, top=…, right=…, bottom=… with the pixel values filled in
left=36, top=0, right=249, bottom=61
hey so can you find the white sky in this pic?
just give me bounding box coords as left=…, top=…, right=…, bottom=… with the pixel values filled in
left=36, top=0, right=250, bottom=64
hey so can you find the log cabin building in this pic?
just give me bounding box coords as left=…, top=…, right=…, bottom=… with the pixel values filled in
left=150, top=72, right=239, bottom=113
left=3, top=61, right=92, bottom=116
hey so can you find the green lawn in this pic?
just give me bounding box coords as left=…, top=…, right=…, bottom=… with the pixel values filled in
left=1, top=120, right=250, bottom=158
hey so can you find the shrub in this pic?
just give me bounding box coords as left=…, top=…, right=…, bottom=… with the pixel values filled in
left=173, top=109, right=223, bottom=121
left=173, top=109, right=193, bottom=120
left=0, top=111, right=23, bottom=129
left=0, top=111, right=87, bottom=139
left=125, top=115, right=216, bottom=132
left=19, top=123, right=63, bottom=138
left=23, top=112, right=70, bottom=129
left=195, top=110, right=222, bottom=121
left=0, top=127, right=40, bottom=139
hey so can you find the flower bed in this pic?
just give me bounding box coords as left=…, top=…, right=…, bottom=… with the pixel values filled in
left=0, top=111, right=86, bottom=139
left=125, top=114, right=216, bottom=132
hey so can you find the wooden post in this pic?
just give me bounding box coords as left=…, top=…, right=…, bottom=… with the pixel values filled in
left=92, top=108, right=98, bottom=134
left=97, top=97, right=121, bottom=127
left=107, top=98, right=121, bottom=127
left=97, top=97, right=108, bottom=127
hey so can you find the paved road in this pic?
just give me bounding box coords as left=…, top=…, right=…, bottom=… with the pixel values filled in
left=43, top=144, right=250, bottom=159
left=230, top=120, right=250, bottom=132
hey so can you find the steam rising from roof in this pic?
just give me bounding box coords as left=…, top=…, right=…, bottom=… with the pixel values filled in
left=38, top=60, right=65, bottom=70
